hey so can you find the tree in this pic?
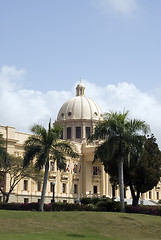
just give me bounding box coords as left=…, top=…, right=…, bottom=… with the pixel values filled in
left=23, top=120, right=78, bottom=211
left=0, top=154, right=42, bottom=202
left=125, top=134, right=161, bottom=206
left=0, top=133, right=6, bottom=163
left=90, top=111, right=149, bottom=211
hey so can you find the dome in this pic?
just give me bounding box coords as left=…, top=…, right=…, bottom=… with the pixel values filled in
left=57, top=84, right=103, bottom=121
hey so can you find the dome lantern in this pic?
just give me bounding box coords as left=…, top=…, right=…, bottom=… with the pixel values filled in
left=76, top=83, right=85, bottom=96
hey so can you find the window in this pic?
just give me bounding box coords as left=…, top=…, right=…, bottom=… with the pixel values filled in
left=24, top=180, right=28, bottom=191
left=86, top=127, right=90, bottom=139
left=62, top=183, right=66, bottom=193
left=50, top=161, right=54, bottom=171
left=50, top=182, right=53, bottom=192
left=93, top=186, right=97, bottom=194
left=24, top=198, right=29, bottom=203
left=74, top=184, right=77, bottom=194
left=93, top=166, right=101, bottom=176
left=37, top=181, right=41, bottom=191
left=112, top=185, right=115, bottom=198
left=149, top=191, right=152, bottom=199
left=67, top=127, right=71, bottom=139
left=60, top=131, right=63, bottom=139
left=76, top=127, right=81, bottom=138
left=157, top=192, right=159, bottom=200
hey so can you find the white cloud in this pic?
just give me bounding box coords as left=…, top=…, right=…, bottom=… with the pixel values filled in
left=0, top=65, right=25, bottom=91
left=92, top=0, right=138, bottom=16
left=0, top=66, right=161, bottom=149
left=0, top=66, right=71, bottom=133
left=82, top=80, right=161, bottom=148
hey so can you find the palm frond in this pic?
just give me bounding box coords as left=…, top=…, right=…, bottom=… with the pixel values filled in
left=35, top=150, right=48, bottom=170
left=23, top=142, right=42, bottom=167
left=52, top=141, right=78, bottom=159
left=51, top=148, right=66, bottom=171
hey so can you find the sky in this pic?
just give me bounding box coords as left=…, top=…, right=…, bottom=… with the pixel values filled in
left=0, top=0, right=161, bottom=147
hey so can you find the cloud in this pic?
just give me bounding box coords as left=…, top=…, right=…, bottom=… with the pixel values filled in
left=0, top=66, right=161, bottom=149
left=0, top=66, right=72, bottom=133
left=0, top=65, right=26, bottom=91
left=81, top=80, right=161, bottom=148
left=92, top=0, right=138, bottom=16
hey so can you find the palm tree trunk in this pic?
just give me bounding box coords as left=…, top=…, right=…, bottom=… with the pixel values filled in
left=39, top=160, right=49, bottom=211
left=118, top=157, right=125, bottom=212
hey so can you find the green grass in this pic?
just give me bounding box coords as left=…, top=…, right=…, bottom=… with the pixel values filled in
left=0, top=210, right=161, bottom=240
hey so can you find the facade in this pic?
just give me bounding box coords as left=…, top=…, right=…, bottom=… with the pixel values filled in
left=0, top=83, right=161, bottom=204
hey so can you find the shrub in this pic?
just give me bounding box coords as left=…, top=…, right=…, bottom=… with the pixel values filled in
left=52, top=202, right=81, bottom=211
left=80, top=197, right=92, bottom=205
left=126, top=205, right=161, bottom=216
left=91, top=197, right=100, bottom=205
left=0, top=202, right=20, bottom=210
left=97, top=200, right=121, bottom=212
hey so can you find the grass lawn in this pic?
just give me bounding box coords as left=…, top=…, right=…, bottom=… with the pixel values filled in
left=0, top=210, right=161, bottom=240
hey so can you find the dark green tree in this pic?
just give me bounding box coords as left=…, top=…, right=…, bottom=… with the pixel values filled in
left=125, top=134, right=161, bottom=206
left=0, top=133, right=6, bottom=163
left=90, top=111, right=149, bottom=211
left=23, top=120, right=78, bottom=211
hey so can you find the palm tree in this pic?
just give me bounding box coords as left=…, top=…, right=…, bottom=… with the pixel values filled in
left=90, top=111, right=149, bottom=212
left=23, top=120, right=78, bottom=211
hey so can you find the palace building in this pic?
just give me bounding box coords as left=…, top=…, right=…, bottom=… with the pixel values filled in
left=0, top=83, right=161, bottom=204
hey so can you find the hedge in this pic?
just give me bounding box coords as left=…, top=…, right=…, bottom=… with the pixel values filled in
left=0, top=201, right=161, bottom=216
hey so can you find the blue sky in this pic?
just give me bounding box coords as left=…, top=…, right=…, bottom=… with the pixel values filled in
left=1, top=0, right=160, bottom=92
left=0, top=0, right=161, bottom=147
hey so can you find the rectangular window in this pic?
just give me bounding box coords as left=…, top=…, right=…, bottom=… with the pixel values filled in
left=86, top=127, right=91, bottom=139
left=50, top=161, right=54, bottom=171
left=37, top=181, right=41, bottom=191
left=60, top=131, right=63, bottom=139
left=24, top=198, right=29, bottom=203
left=50, top=182, right=53, bottom=192
left=74, top=184, right=77, bottom=194
left=62, top=183, right=66, bottom=193
left=67, top=127, right=71, bottom=139
left=149, top=191, right=152, bottom=199
left=112, top=185, right=115, bottom=198
left=93, top=186, right=97, bottom=194
left=76, top=127, right=81, bottom=138
left=157, top=192, right=159, bottom=200
left=24, top=180, right=28, bottom=191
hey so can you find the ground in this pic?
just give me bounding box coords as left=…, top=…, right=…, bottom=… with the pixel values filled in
left=0, top=210, right=161, bottom=240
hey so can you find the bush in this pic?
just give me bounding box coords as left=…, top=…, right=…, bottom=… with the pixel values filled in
left=80, top=197, right=92, bottom=205
left=0, top=202, right=20, bottom=210
left=0, top=202, right=40, bottom=211
left=52, top=202, right=81, bottom=211
left=97, top=200, right=121, bottom=212
left=126, top=205, right=161, bottom=216
left=1, top=201, right=161, bottom=216
left=91, top=197, right=100, bottom=205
